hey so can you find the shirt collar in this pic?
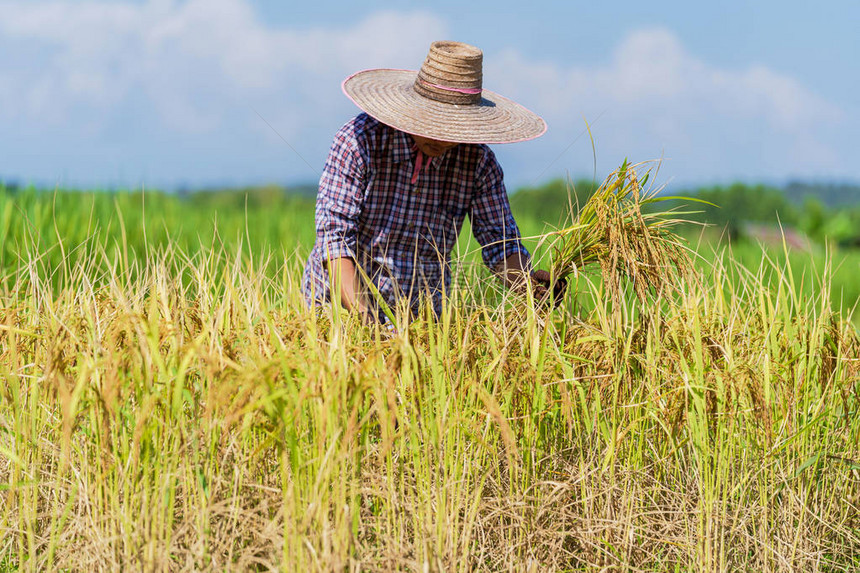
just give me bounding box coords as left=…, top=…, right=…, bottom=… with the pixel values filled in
left=392, top=129, right=445, bottom=171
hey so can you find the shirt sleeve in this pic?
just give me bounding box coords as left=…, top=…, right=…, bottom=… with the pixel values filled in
left=314, top=122, right=367, bottom=265
left=469, top=146, right=531, bottom=269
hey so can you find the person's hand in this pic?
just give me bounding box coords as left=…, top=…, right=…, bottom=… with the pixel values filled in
left=530, top=269, right=567, bottom=308
left=359, top=308, right=397, bottom=335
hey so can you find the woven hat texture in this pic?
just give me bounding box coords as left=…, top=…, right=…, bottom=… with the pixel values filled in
left=342, top=41, right=546, bottom=144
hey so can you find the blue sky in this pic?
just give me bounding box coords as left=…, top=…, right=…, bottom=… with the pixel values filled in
left=1, top=0, right=857, bottom=191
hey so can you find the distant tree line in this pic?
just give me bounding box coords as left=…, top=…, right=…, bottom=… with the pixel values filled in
left=784, top=181, right=860, bottom=207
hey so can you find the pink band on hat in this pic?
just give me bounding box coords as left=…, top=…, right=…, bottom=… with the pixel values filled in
left=418, top=78, right=482, bottom=95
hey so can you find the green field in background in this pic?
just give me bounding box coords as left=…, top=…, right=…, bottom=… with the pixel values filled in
left=1, top=185, right=858, bottom=324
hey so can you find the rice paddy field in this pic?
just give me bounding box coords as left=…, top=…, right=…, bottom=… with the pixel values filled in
left=1, top=184, right=859, bottom=571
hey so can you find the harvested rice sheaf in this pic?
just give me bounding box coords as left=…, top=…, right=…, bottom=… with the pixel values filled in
left=544, top=160, right=697, bottom=306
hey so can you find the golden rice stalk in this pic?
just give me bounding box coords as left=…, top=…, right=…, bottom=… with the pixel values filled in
left=541, top=159, right=698, bottom=307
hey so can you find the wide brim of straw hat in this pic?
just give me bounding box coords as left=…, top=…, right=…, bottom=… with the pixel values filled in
left=342, top=69, right=547, bottom=144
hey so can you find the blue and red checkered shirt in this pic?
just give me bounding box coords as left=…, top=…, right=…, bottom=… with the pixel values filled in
left=301, top=113, right=529, bottom=317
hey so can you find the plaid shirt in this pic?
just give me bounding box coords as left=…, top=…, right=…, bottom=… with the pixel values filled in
left=301, top=113, right=529, bottom=317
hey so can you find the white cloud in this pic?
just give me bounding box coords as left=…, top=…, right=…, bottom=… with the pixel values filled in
left=0, top=2, right=851, bottom=186
left=491, top=28, right=842, bottom=130
left=0, top=0, right=447, bottom=133
left=486, top=28, right=846, bottom=182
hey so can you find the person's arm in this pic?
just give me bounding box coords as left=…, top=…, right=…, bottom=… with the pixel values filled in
left=313, top=120, right=368, bottom=314
left=471, top=147, right=566, bottom=304
left=492, top=251, right=559, bottom=301
left=492, top=250, right=532, bottom=291
left=469, top=146, right=533, bottom=276
left=328, top=256, right=368, bottom=316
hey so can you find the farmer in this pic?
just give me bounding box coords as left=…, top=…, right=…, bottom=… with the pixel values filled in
left=302, top=40, right=564, bottom=324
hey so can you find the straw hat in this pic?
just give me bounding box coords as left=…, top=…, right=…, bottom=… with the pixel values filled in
left=342, top=41, right=547, bottom=144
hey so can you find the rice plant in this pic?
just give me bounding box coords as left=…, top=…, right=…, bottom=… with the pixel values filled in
left=541, top=160, right=698, bottom=307
left=0, top=185, right=858, bottom=571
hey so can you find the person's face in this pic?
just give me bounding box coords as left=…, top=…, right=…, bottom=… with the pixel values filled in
left=411, top=134, right=459, bottom=157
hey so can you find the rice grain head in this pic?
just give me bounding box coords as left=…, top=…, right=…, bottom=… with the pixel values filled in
left=544, top=160, right=697, bottom=309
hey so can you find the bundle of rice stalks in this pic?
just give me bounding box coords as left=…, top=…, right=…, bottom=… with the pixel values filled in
left=541, top=160, right=698, bottom=307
